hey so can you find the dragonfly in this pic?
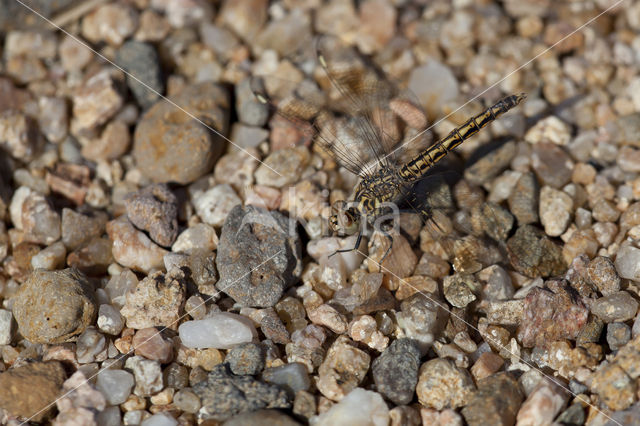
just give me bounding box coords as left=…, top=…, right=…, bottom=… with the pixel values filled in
left=252, top=36, right=526, bottom=266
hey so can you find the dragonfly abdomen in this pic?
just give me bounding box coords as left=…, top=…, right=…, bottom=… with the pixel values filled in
left=398, top=93, right=526, bottom=181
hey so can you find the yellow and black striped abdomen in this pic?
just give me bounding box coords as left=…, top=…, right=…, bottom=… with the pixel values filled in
left=398, top=93, right=526, bottom=181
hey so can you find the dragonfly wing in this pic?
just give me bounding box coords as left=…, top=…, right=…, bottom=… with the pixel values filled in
left=250, top=75, right=368, bottom=176
left=314, top=36, right=429, bottom=171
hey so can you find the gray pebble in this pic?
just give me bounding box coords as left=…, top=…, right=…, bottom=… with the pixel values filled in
left=555, top=404, right=585, bottom=426
left=164, top=362, right=189, bottom=389
left=591, top=291, right=639, bottom=323
left=193, top=363, right=290, bottom=421
left=531, top=142, right=572, bottom=189
left=396, top=294, right=449, bottom=354
left=173, top=388, right=201, bottom=414
left=216, top=205, right=302, bottom=308
left=443, top=274, right=478, bottom=308
left=461, top=372, right=523, bottom=426
left=115, top=40, right=163, bottom=109
left=223, top=409, right=301, bottom=426
left=471, top=202, right=514, bottom=242
left=236, top=78, right=269, bottom=127
left=607, top=322, right=631, bottom=351
left=61, top=208, right=108, bottom=250
left=262, top=362, right=310, bottom=397
left=226, top=343, right=266, bottom=376
left=372, top=338, right=421, bottom=405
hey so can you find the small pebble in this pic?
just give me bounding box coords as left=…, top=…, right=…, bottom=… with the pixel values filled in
left=316, top=336, right=371, bottom=401
left=178, top=312, right=257, bottom=349
left=524, top=116, right=570, bottom=145
left=313, top=388, right=388, bottom=426
left=61, top=208, right=108, bottom=251
left=539, top=186, right=573, bottom=237
left=607, top=322, right=632, bottom=351
left=396, top=294, right=448, bottom=353
left=255, top=146, right=311, bottom=188
left=262, top=362, right=311, bottom=397
left=515, top=379, right=568, bottom=425
left=106, top=216, right=168, bottom=273
left=173, top=388, right=201, bottom=414
left=0, top=309, right=13, bottom=345
left=171, top=223, right=218, bottom=254
left=31, top=241, right=66, bottom=270
left=140, top=413, right=177, bottom=426
left=115, top=40, right=163, bottom=109
left=132, top=328, right=174, bottom=363
left=590, top=291, right=639, bottom=323
left=125, top=355, right=164, bottom=396
left=193, top=363, right=290, bottom=421
left=586, top=256, right=621, bottom=296
left=416, top=358, right=475, bottom=410
left=461, top=373, right=523, bottom=426
left=82, top=3, right=138, bottom=46
left=120, top=268, right=186, bottom=330
left=96, top=369, right=135, bottom=405
left=470, top=351, right=504, bottom=381
left=408, top=61, right=459, bottom=120
left=72, top=69, right=124, bottom=132
left=226, top=342, right=265, bottom=375
left=517, top=284, right=589, bottom=348
left=20, top=191, right=61, bottom=245
left=372, top=338, right=421, bottom=405
left=193, top=184, right=242, bottom=227
left=97, top=304, right=125, bottom=335
left=615, top=245, right=640, bottom=282
left=125, top=184, right=178, bottom=247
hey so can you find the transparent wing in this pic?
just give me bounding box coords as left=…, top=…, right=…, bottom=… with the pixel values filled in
left=250, top=75, right=367, bottom=176
left=251, top=35, right=429, bottom=178
left=314, top=36, right=430, bottom=171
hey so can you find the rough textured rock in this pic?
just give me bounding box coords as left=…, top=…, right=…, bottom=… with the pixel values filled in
left=506, top=225, right=566, bottom=278
left=372, top=338, right=421, bottom=405
left=125, top=183, right=179, bottom=247
left=12, top=269, right=97, bottom=344
left=216, top=205, right=302, bottom=307
left=120, top=268, right=186, bottom=330
left=517, top=281, right=589, bottom=348
left=193, top=363, right=290, bottom=421
left=0, top=361, right=67, bottom=422
left=461, top=373, right=524, bottom=426
left=133, top=82, right=229, bottom=184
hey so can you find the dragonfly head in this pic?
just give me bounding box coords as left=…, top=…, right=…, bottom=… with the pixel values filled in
left=329, top=200, right=360, bottom=235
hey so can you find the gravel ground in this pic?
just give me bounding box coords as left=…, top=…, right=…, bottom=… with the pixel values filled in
left=0, top=0, right=640, bottom=425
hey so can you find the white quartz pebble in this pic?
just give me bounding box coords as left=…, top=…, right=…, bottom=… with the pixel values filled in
left=179, top=312, right=257, bottom=349
left=312, top=388, right=389, bottom=426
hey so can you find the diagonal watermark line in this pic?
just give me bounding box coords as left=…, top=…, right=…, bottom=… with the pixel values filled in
left=14, top=0, right=284, bottom=178
left=21, top=250, right=283, bottom=424
left=381, top=0, right=626, bottom=164
left=358, top=246, right=621, bottom=426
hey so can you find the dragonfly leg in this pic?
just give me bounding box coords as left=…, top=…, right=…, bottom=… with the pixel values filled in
left=328, top=232, right=363, bottom=257
left=377, top=231, right=394, bottom=272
